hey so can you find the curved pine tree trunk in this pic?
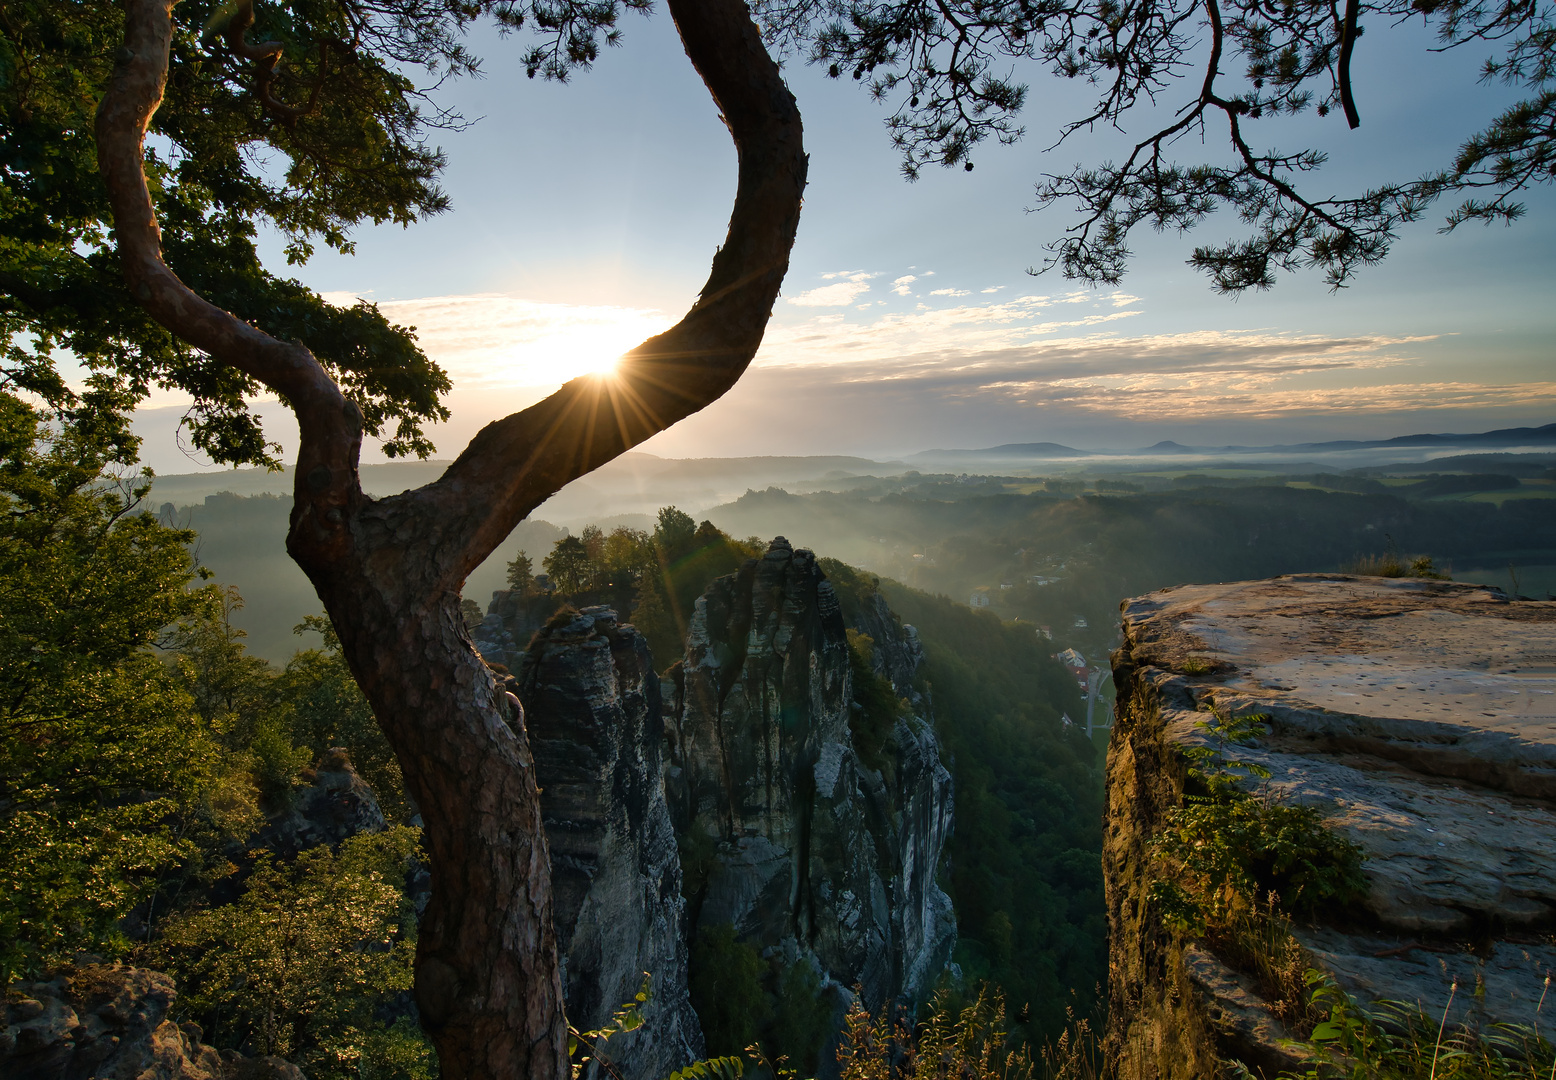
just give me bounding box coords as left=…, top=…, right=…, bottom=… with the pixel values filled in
left=96, top=1, right=806, bottom=1076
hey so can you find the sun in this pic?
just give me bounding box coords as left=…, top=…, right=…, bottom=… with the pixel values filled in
left=370, top=295, right=671, bottom=392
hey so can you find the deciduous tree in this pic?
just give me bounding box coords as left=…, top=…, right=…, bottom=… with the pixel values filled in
left=0, top=394, right=221, bottom=982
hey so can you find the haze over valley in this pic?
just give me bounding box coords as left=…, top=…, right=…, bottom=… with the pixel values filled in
left=152, top=421, right=1556, bottom=663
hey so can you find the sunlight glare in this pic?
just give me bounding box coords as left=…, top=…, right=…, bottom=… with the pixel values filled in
left=366, top=294, right=672, bottom=392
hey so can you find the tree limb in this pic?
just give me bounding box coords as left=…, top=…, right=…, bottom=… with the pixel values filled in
left=1338, top=0, right=1361, bottom=128
left=214, top=0, right=338, bottom=124
left=403, top=0, right=808, bottom=588
left=99, top=0, right=806, bottom=598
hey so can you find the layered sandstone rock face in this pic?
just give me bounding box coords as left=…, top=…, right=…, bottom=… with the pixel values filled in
left=1105, top=574, right=1556, bottom=1078
left=666, top=538, right=955, bottom=1009
left=497, top=540, right=953, bottom=1080
left=471, top=589, right=553, bottom=671
left=518, top=608, right=704, bottom=1080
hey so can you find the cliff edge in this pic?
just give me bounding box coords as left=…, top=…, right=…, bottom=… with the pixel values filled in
left=1105, top=574, right=1556, bottom=1078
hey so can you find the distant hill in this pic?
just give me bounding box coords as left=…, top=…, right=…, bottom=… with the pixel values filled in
left=1210, top=422, right=1556, bottom=455
left=894, top=422, right=1556, bottom=468
left=147, top=451, right=914, bottom=524
left=146, top=424, right=1556, bottom=510
left=908, top=423, right=1556, bottom=460
left=907, top=441, right=1088, bottom=461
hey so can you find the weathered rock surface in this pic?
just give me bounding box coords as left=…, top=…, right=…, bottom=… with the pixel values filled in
left=259, top=748, right=387, bottom=857
left=473, top=586, right=590, bottom=673
left=666, top=538, right=955, bottom=1010
left=0, top=965, right=302, bottom=1080
left=1106, top=574, right=1556, bottom=1078
left=470, top=589, right=531, bottom=669
left=846, top=587, right=926, bottom=703
left=518, top=607, right=704, bottom=1080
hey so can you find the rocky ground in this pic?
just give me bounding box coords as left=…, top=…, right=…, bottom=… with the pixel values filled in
left=1105, top=574, right=1556, bottom=1078
left=1, top=964, right=302, bottom=1080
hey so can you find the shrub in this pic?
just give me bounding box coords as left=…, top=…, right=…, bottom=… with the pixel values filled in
left=1151, top=709, right=1367, bottom=929
left=1342, top=552, right=1449, bottom=579
left=1147, top=708, right=1367, bottom=1023
left=837, top=985, right=1033, bottom=1080
left=155, top=827, right=427, bottom=1079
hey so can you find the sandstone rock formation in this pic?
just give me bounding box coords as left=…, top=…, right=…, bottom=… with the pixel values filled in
left=0, top=964, right=302, bottom=1080
left=473, top=587, right=575, bottom=672
left=470, top=591, right=529, bottom=670
left=259, top=748, right=387, bottom=857
left=845, top=585, right=926, bottom=702
left=518, top=607, right=704, bottom=1080
left=1106, top=574, right=1556, bottom=1078
left=666, top=538, right=955, bottom=1010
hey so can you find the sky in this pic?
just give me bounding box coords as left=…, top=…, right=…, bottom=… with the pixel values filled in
left=131, top=8, right=1556, bottom=472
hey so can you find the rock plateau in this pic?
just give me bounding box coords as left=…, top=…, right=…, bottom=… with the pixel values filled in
left=1106, top=574, right=1556, bottom=1078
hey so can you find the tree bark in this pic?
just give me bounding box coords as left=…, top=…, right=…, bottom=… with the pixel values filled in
left=95, top=2, right=806, bottom=1078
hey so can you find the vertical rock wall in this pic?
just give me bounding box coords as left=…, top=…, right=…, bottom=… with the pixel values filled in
left=665, top=538, right=955, bottom=1009
left=518, top=608, right=704, bottom=1080
left=495, top=540, right=954, bottom=1080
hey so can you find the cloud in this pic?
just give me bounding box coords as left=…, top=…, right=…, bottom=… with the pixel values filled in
left=929, top=288, right=971, bottom=297
left=786, top=280, right=874, bottom=307
left=729, top=316, right=1535, bottom=428
left=637, top=330, right=1556, bottom=458
left=231, top=289, right=1549, bottom=462
left=892, top=274, right=916, bottom=296
left=758, top=329, right=1440, bottom=392
left=787, top=270, right=878, bottom=307
left=761, top=291, right=1145, bottom=364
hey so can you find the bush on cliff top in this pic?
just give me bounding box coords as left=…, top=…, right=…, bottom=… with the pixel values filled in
left=1150, top=708, right=1367, bottom=931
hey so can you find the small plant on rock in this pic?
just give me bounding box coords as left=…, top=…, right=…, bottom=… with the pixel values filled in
left=1150, top=708, right=1367, bottom=929
left=1281, top=970, right=1556, bottom=1079
left=1147, top=707, right=1368, bottom=1023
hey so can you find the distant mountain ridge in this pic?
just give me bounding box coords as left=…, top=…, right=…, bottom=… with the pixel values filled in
left=908, top=422, right=1556, bottom=461
left=1201, top=421, right=1556, bottom=455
